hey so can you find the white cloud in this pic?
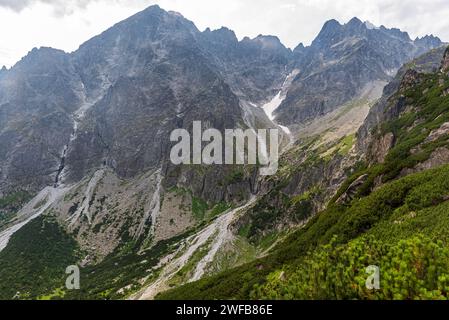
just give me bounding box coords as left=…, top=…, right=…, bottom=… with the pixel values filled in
left=0, top=1, right=149, bottom=67
left=0, top=0, right=448, bottom=67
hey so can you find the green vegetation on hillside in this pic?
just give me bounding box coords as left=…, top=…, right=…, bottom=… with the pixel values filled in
left=157, top=163, right=449, bottom=300
left=252, top=235, right=449, bottom=300
left=63, top=229, right=196, bottom=300
left=0, top=216, right=79, bottom=299
left=0, top=191, right=32, bottom=224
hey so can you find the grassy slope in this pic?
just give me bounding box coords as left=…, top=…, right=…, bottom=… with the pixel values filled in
left=0, top=212, right=201, bottom=299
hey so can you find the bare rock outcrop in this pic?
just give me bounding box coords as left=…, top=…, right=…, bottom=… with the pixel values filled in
left=336, top=174, right=369, bottom=204
left=426, top=122, right=449, bottom=142
left=370, top=132, right=396, bottom=163
left=441, top=46, right=449, bottom=74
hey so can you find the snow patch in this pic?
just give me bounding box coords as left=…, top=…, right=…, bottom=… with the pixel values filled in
left=259, top=70, right=298, bottom=148
left=261, top=69, right=299, bottom=121
left=261, top=92, right=283, bottom=121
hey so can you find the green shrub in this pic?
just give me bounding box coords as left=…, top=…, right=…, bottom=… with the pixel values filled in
left=251, top=235, right=449, bottom=300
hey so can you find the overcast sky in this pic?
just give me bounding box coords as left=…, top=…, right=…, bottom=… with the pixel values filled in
left=0, top=0, right=448, bottom=67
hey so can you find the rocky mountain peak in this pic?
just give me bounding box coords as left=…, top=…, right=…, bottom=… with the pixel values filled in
left=293, top=42, right=305, bottom=52
left=344, top=17, right=369, bottom=36
left=12, top=47, right=69, bottom=73
left=121, top=4, right=173, bottom=30
left=347, top=17, right=364, bottom=29
left=275, top=16, right=442, bottom=127
left=321, top=18, right=342, bottom=32
left=238, top=34, right=290, bottom=60
left=0, top=65, right=6, bottom=80
left=312, top=17, right=373, bottom=49
left=78, top=4, right=197, bottom=52
left=139, top=4, right=163, bottom=16
left=312, top=19, right=342, bottom=48
left=415, top=34, right=443, bottom=49
left=380, top=26, right=411, bottom=42
left=21, top=46, right=66, bottom=59
left=202, top=26, right=238, bottom=44
left=252, top=34, right=286, bottom=49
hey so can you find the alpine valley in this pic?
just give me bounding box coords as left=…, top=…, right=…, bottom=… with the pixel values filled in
left=1, top=4, right=449, bottom=300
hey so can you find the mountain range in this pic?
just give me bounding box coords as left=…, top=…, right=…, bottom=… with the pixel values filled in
left=0, top=5, right=448, bottom=300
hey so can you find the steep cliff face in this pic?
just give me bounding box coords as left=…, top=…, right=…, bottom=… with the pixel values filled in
left=0, top=5, right=293, bottom=201
left=442, top=47, right=449, bottom=74
left=275, top=18, right=443, bottom=127
left=0, top=48, right=83, bottom=195
left=337, top=45, right=449, bottom=204
left=59, top=7, right=248, bottom=190
left=357, top=46, right=447, bottom=159
left=1, top=10, right=443, bottom=199
left=200, top=28, right=292, bottom=103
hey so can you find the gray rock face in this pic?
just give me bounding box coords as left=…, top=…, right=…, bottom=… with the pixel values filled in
left=0, top=47, right=83, bottom=195
left=426, top=122, right=449, bottom=142
left=199, top=28, right=292, bottom=103
left=0, top=6, right=444, bottom=210
left=369, top=132, right=396, bottom=164
left=275, top=18, right=443, bottom=126
left=336, top=174, right=368, bottom=204
left=0, top=6, right=248, bottom=198
left=65, top=8, right=243, bottom=182
left=357, top=46, right=447, bottom=156
left=441, top=47, right=449, bottom=74
left=415, top=35, right=443, bottom=50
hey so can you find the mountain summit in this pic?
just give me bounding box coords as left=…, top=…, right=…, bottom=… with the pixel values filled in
left=274, top=17, right=442, bottom=126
